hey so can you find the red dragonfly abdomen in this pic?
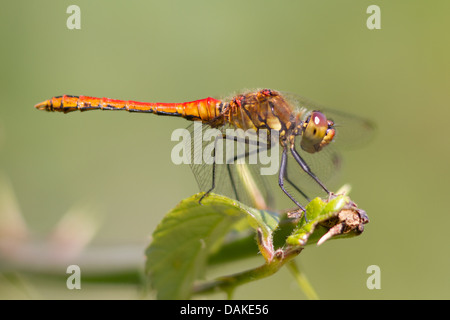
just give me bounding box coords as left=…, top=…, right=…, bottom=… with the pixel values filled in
left=35, top=95, right=223, bottom=123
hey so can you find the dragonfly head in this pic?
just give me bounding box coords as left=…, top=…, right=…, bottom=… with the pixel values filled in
left=300, top=111, right=335, bottom=153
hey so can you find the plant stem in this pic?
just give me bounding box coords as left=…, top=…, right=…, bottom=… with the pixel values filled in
left=191, top=246, right=303, bottom=297
left=286, top=260, right=319, bottom=300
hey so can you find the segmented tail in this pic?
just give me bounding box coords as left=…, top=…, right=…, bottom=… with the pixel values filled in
left=35, top=95, right=223, bottom=122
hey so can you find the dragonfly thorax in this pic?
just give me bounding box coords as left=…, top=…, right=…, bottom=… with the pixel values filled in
left=226, top=89, right=299, bottom=136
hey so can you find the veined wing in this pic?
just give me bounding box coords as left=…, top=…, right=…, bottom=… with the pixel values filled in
left=283, top=143, right=341, bottom=204
left=281, top=91, right=376, bottom=149
left=185, top=122, right=277, bottom=211
left=184, top=122, right=341, bottom=211
left=276, top=91, right=375, bottom=203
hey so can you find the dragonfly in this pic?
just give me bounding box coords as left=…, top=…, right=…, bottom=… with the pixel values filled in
left=35, top=89, right=374, bottom=215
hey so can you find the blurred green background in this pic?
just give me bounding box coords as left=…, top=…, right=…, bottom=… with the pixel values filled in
left=0, top=0, right=449, bottom=299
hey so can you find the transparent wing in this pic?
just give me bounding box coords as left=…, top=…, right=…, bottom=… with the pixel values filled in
left=185, top=122, right=342, bottom=211
left=278, top=91, right=375, bottom=202
left=184, top=90, right=374, bottom=211
left=283, top=144, right=342, bottom=203
left=281, top=91, right=376, bottom=149
left=187, top=122, right=277, bottom=210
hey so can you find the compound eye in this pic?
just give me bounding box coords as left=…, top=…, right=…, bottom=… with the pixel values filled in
left=301, top=111, right=329, bottom=153
left=310, top=111, right=327, bottom=134
left=306, top=111, right=327, bottom=139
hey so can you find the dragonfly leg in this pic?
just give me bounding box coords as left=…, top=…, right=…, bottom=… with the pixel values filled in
left=226, top=163, right=240, bottom=202
left=198, top=162, right=216, bottom=204
left=228, top=134, right=311, bottom=208
left=226, top=135, right=267, bottom=204
left=198, top=131, right=250, bottom=204
left=200, top=132, right=271, bottom=205
left=279, top=148, right=306, bottom=215
left=290, top=146, right=330, bottom=194
left=284, top=174, right=311, bottom=202
left=198, top=134, right=221, bottom=205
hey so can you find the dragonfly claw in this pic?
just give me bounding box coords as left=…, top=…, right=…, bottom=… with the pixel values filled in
left=286, top=207, right=307, bottom=222
left=198, top=192, right=210, bottom=205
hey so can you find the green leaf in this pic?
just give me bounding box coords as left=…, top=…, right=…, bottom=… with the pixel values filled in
left=208, top=193, right=368, bottom=265
left=145, top=193, right=279, bottom=300
left=286, top=195, right=349, bottom=247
